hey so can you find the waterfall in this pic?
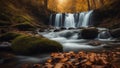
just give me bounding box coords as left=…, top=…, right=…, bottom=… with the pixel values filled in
left=49, top=14, right=53, bottom=26
left=77, top=12, right=86, bottom=27
left=82, top=10, right=93, bottom=27
left=64, top=14, right=75, bottom=29
left=74, top=13, right=79, bottom=27
left=50, top=10, right=93, bottom=28
left=55, top=14, right=62, bottom=28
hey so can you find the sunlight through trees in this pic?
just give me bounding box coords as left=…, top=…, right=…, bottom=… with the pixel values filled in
left=48, top=0, right=110, bottom=13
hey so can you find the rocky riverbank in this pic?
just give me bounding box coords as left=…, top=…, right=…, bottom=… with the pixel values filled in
left=0, top=28, right=120, bottom=68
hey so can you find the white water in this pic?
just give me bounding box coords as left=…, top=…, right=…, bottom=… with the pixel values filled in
left=50, top=10, right=93, bottom=28
left=77, top=12, right=86, bottom=27
left=64, top=14, right=75, bottom=29
left=55, top=14, right=62, bottom=28
left=82, top=10, right=93, bottom=27
left=39, top=29, right=111, bottom=52
left=45, top=10, right=115, bottom=52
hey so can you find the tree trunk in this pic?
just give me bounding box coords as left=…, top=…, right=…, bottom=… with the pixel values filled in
left=44, top=0, right=48, bottom=9
left=71, top=0, right=76, bottom=12
left=100, top=0, right=104, bottom=7
left=87, top=0, right=91, bottom=11
left=92, top=0, right=96, bottom=9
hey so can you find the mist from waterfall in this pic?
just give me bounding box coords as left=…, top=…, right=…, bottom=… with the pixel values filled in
left=49, top=10, right=93, bottom=28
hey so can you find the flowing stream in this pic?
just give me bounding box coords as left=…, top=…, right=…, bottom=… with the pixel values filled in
left=42, top=10, right=114, bottom=52
left=50, top=10, right=93, bottom=28
left=1, top=10, right=119, bottom=66
left=39, top=28, right=113, bottom=52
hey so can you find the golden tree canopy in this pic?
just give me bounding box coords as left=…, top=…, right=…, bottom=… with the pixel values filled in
left=48, top=0, right=110, bottom=13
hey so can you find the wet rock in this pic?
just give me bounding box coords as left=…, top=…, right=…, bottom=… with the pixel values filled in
left=59, top=32, right=73, bottom=38
left=37, top=28, right=45, bottom=32
left=0, top=42, right=11, bottom=46
left=60, top=27, right=66, bottom=30
left=110, top=28, right=120, bottom=38
left=68, top=27, right=75, bottom=30
left=49, top=25, right=54, bottom=29
left=88, top=40, right=102, bottom=46
left=54, top=29, right=61, bottom=32
left=0, top=42, right=12, bottom=52
left=81, top=28, right=99, bottom=39
left=77, top=27, right=84, bottom=29
left=98, top=30, right=111, bottom=39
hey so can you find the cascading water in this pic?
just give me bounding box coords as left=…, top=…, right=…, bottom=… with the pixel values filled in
left=81, top=10, right=93, bottom=27
left=55, top=14, right=62, bottom=28
left=74, top=13, right=79, bottom=26
left=77, top=12, right=86, bottom=27
left=43, top=10, right=115, bottom=52
left=49, top=14, right=53, bottom=26
left=64, top=14, right=75, bottom=29
left=49, top=10, right=94, bottom=28
left=39, top=29, right=110, bottom=52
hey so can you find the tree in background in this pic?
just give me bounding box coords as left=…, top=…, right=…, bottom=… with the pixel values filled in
left=87, top=0, right=91, bottom=10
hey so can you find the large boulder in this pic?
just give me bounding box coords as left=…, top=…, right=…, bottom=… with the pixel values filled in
left=110, top=28, right=120, bottom=38
left=11, top=35, right=63, bottom=55
left=98, top=30, right=111, bottom=39
left=60, top=32, right=73, bottom=39
left=81, top=28, right=99, bottom=39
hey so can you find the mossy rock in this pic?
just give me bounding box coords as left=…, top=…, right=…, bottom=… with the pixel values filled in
left=14, top=22, right=36, bottom=31
left=11, top=36, right=63, bottom=55
left=0, top=32, right=21, bottom=42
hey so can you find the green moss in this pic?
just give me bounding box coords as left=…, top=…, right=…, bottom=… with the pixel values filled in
left=11, top=36, right=63, bottom=55
left=0, top=32, right=21, bottom=42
